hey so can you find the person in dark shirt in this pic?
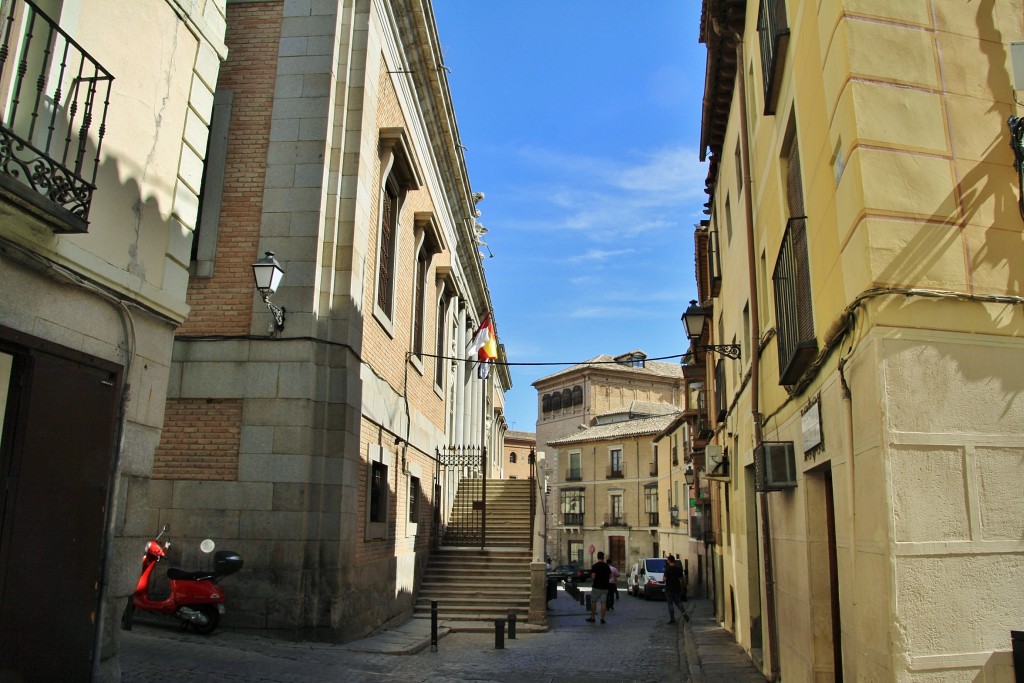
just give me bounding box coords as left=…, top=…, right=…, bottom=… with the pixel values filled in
left=586, top=551, right=612, bottom=624
left=664, top=554, right=689, bottom=624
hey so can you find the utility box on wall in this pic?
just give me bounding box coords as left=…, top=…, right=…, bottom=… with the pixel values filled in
left=755, top=442, right=797, bottom=492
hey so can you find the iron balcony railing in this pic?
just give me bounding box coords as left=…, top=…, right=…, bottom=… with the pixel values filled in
left=606, top=465, right=624, bottom=479
left=563, top=512, right=584, bottom=526
left=603, top=513, right=627, bottom=527
left=0, top=0, right=112, bottom=232
left=647, top=512, right=659, bottom=526
left=565, top=468, right=582, bottom=482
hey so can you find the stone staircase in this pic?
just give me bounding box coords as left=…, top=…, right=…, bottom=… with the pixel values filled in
left=413, top=479, right=537, bottom=627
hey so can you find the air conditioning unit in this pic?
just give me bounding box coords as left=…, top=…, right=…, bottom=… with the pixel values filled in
left=755, top=441, right=797, bottom=492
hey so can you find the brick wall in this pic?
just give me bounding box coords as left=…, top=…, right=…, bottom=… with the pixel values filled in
left=153, top=398, right=242, bottom=480
left=359, top=62, right=447, bottom=430
left=179, top=1, right=283, bottom=336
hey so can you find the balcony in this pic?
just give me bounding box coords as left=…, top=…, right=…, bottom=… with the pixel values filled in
left=563, top=513, right=584, bottom=526
left=606, top=465, right=624, bottom=479
left=0, top=0, right=113, bottom=233
left=602, top=514, right=627, bottom=528
left=649, top=461, right=658, bottom=476
left=565, top=468, right=582, bottom=482
left=647, top=512, right=659, bottom=526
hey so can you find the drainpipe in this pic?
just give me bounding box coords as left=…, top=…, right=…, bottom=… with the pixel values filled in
left=736, top=36, right=781, bottom=681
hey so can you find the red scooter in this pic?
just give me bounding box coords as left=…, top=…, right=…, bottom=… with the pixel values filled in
left=121, top=524, right=242, bottom=635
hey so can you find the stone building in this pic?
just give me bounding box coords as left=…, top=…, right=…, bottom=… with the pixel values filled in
left=688, top=0, right=1024, bottom=680
left=139, top=0, right=505, bottom=642
left=0, top=0, right=227, bottom=678
left=503, top=429, right=536, bottom=480
left=548, top=404, right=680, bottom=573
left=534, top=350, right=685, bottom=567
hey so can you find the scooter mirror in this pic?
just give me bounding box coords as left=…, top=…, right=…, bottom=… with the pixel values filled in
left=200, top=539, right=216, bottom=553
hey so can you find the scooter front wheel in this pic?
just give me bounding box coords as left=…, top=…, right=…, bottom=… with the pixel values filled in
left=189, top=604, right=220, bottom=635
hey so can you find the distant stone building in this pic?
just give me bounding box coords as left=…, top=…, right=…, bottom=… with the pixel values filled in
left=503, top=430, right=536, bottom=480
left=534, top=351, right=685, bottom=568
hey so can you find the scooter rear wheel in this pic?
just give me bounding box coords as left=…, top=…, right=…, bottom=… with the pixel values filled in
left=190, top=604, right=220, bottom=635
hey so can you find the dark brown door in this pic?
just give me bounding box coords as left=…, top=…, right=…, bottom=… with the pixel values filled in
left=609, top=536, right=625, bottom=571
left=0, top=344, right=120, bottom=681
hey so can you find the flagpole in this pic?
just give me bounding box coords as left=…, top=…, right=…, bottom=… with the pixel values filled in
left=480, top=358, right=487, bottom=549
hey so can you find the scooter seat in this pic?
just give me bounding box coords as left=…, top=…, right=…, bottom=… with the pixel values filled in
left=167, top=567, right=215, bottom=581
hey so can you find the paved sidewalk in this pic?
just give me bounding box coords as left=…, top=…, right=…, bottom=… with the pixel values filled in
left=681, top=595, right=768, bottom=682
left=338, top=615, right=546, bottom=655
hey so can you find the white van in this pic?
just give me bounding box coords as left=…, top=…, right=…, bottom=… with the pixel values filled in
left=628, top=557, right=667, bottom=599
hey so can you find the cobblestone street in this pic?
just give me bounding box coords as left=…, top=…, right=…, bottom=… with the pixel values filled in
left=120, top=586, right=690, bottom=682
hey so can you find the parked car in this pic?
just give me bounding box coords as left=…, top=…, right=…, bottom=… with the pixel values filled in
left=546, top=564, right=581, bottom=582
left=628, top=557, right=667, bottom=599
left=569, top=565, right=591, bottom=583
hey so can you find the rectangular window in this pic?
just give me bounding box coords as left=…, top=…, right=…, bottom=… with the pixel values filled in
left=370, top=461, right=388, bottom=523
left=411, top=243, right=428, bottom=359
left=608, top=447, right=623, bottom=478
left=567, top=450, right=582, bottom=481
left=408, top=475, right=420, bottom=523
left=434, top=294, right=447, bottom=388
left=645, top=485, right=659, bottom=526
left=607, top=494, right=624, bottom=526
left=725, top=196, right=733, bottom=244
left=757, top=0, right=790, bottom=114
left=568, top=540, right=584, bottom=565
left=376, top=181, right=398, bottom=317
left=773, top=132, right=817, bottom=385
left=560, top=488, right=585, bottom=526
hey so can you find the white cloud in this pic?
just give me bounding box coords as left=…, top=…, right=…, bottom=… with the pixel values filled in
left=566, top=248, right=639, bottom=264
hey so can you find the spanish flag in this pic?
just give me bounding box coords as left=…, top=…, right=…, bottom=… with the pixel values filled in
left=468, top=314, right=497, bottom=362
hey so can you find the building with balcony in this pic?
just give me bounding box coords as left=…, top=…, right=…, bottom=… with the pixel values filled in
left=688, top=0, right=1024, bottom=680
left=0, top=0, right=227, bottom=678
left=548, top=405, right=680, bottom=573
left=537, top=354, right=684, bottom=568
left=135, top=0, right=507, bottom=642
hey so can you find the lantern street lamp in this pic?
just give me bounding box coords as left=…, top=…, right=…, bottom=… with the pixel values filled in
left=681, top=300, right=741, bottom=359
left=251, top=251, right=286, bottom=331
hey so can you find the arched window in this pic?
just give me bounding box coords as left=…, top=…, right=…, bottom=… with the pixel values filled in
left=561, top=388, right=572, bottom=407
left=510, top=452, right=517, bottom=463
left=572, top=385, right=583, bottom=405
left=542, top=394, right=551, bottom=412
left=552, top=392, right=562, bottom=410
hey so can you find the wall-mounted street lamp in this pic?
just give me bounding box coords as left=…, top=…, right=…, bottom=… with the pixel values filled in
left=681, top=300, right=740, bottom=359
left=684, top=464, right=695, bottom=485
left=251, top=251, right=286, bottom=331
left=670, top=504, right=680, bottom=526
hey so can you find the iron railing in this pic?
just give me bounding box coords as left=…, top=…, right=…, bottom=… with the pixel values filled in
left=0, top=0, right=112, bottom=231
left=436, top=445, right=487, bottom=547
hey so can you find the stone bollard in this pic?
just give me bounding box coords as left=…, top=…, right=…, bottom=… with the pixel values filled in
left=494, top=619, right=505, bottom=649
left=431, top=600, right=438, bottom=653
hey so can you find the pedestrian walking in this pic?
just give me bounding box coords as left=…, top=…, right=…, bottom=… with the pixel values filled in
left=586, top=551, right=612, bottom=624
left=664, top=554, right=689, bottom=624
left=607, top=561, right=620, bottom=610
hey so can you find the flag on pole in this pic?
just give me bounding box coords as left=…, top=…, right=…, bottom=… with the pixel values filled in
left=467, top=314, right=498, bottom=362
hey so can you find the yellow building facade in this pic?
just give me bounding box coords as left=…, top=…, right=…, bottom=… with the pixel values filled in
left=691, top=0, right=1024, bottom=681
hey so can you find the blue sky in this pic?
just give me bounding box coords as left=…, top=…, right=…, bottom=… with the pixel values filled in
left=432, top=3, right=709, bottom=432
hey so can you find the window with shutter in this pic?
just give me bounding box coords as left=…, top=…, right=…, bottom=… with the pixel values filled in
left=773, top=132, right=817, bottom=385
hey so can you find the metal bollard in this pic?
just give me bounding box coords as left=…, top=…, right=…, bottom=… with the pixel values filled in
left=431, top=600, right=438, bottom=653
left=494, top=619, right=505, bottom=649
left=585, top=593, right=592, bottom=610
left=507, top=611, right=516, bottom=639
